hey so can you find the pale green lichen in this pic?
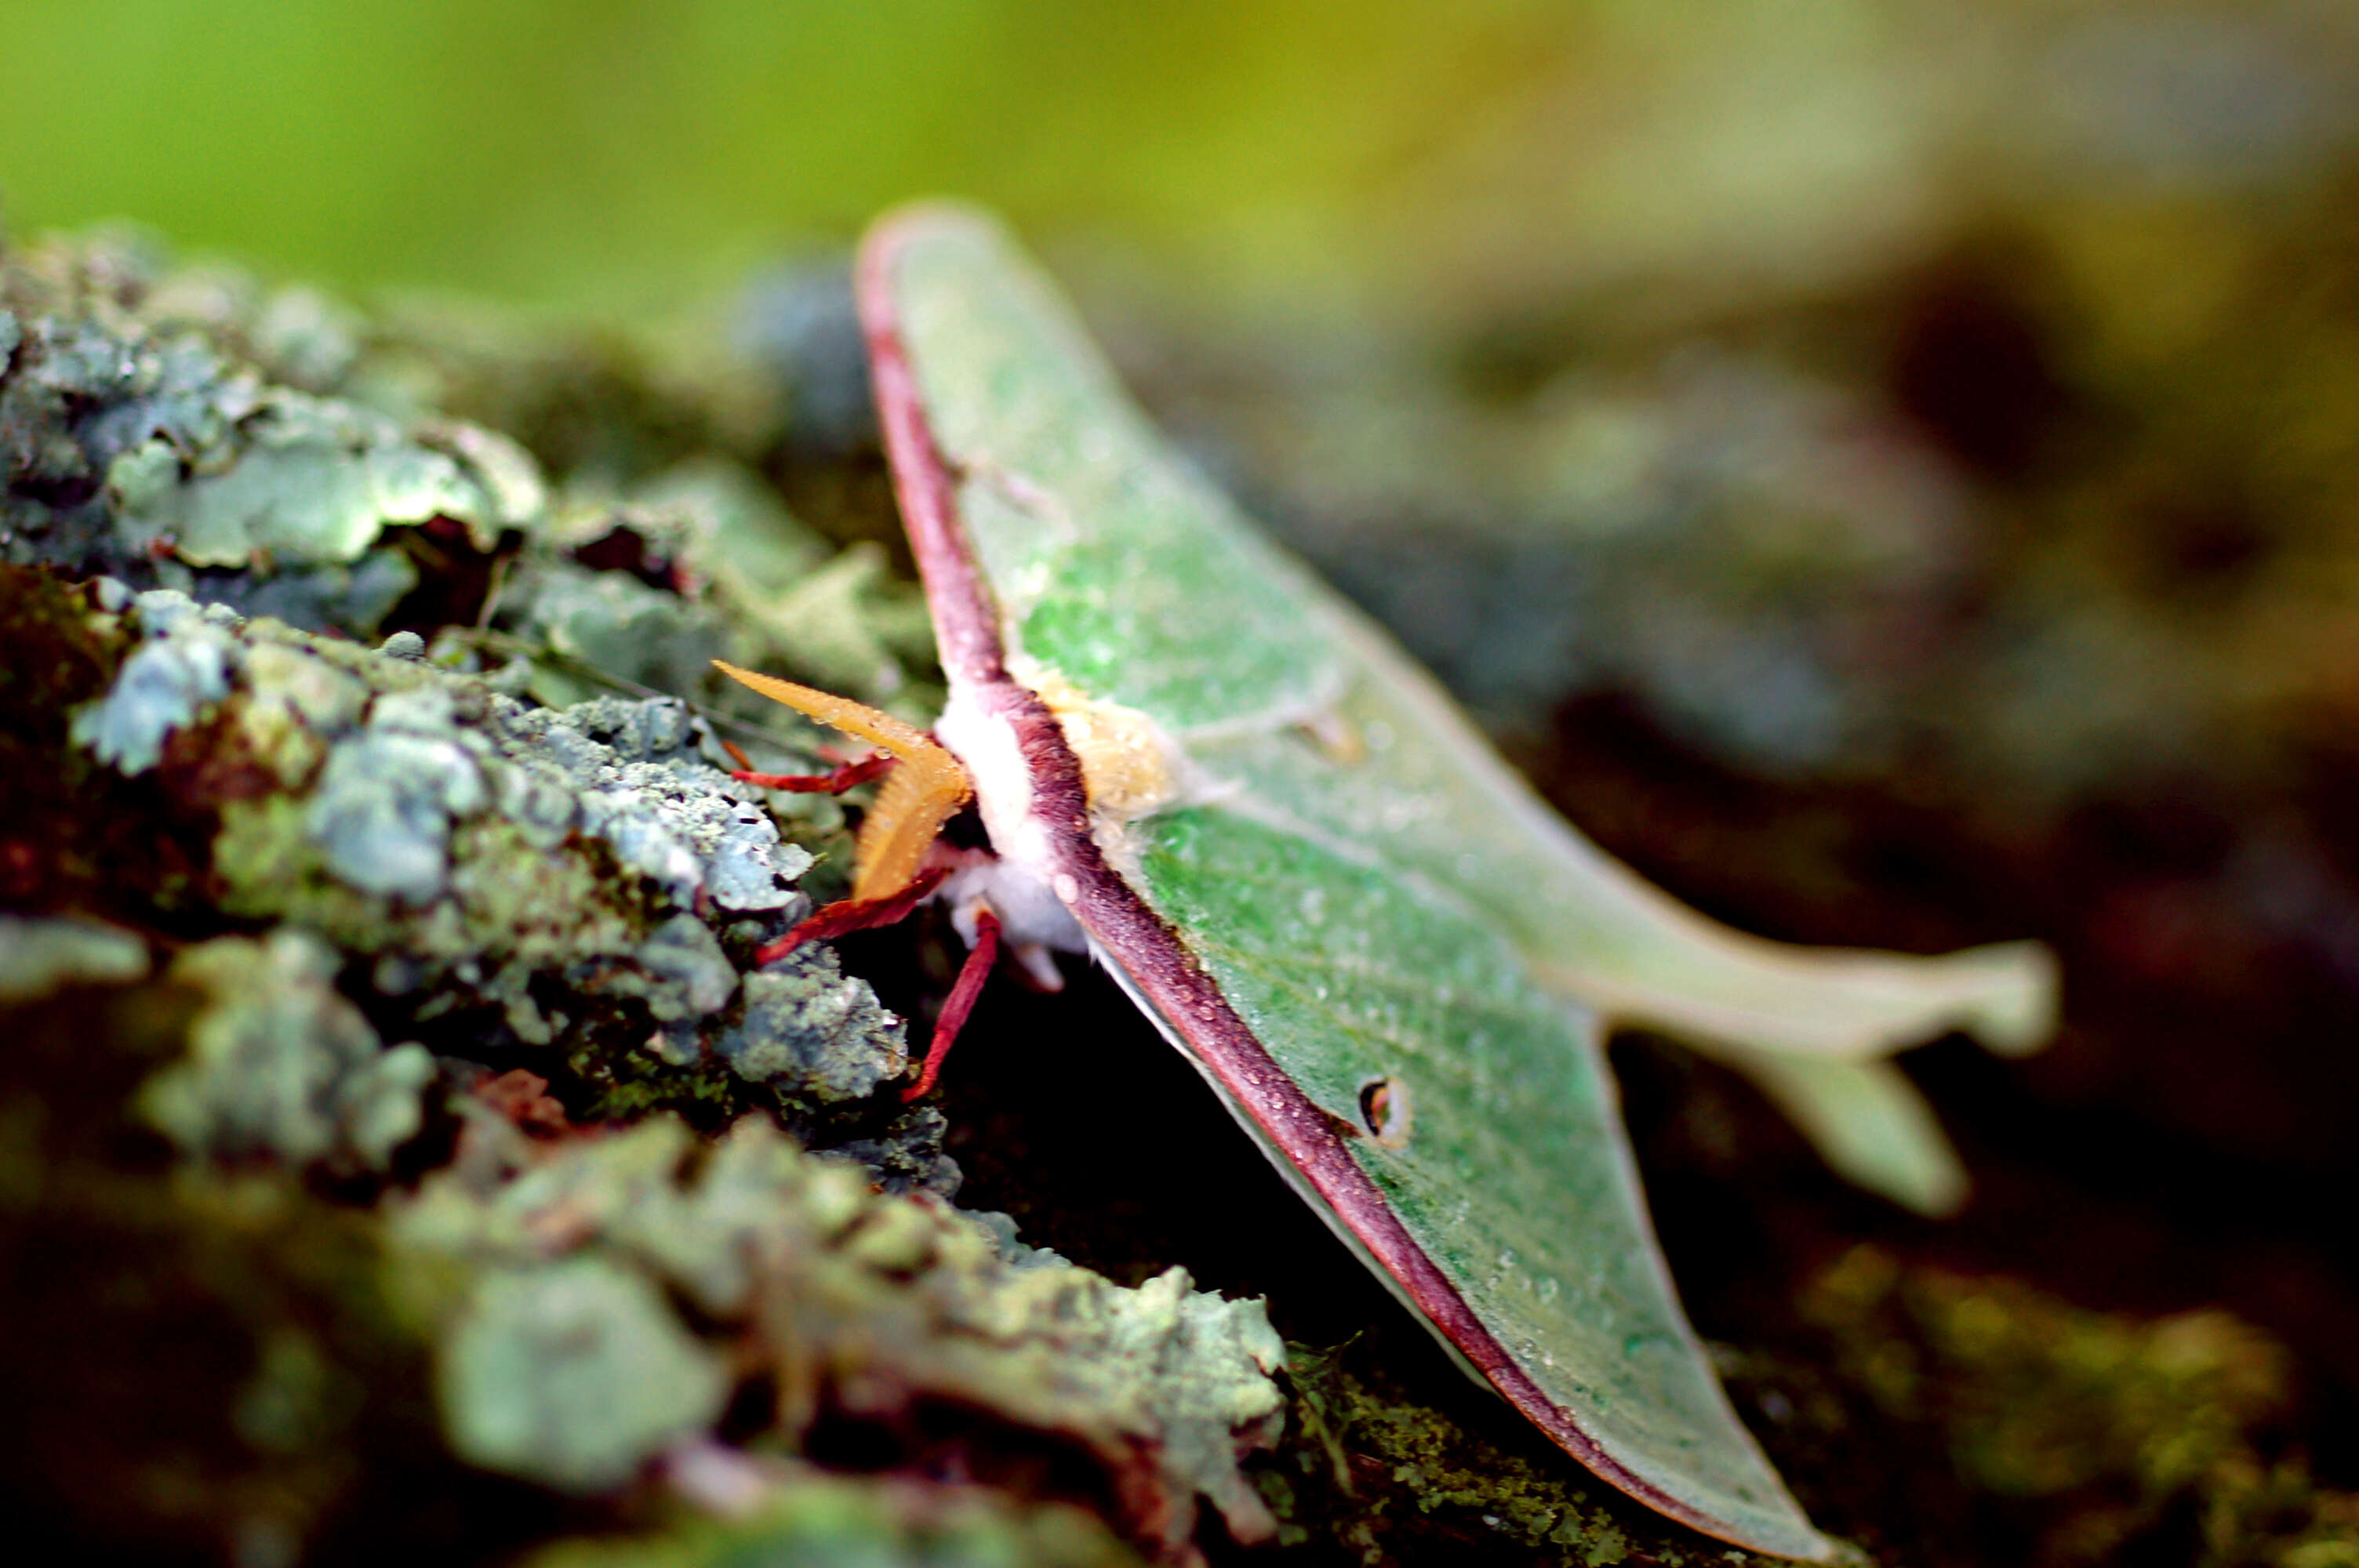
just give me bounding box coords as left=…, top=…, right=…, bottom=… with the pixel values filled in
left=0, top=913, right=150, bottom=1000
left=1, top=237, right=537, bottom=637
left=615, top=913, right=739, bottom=1025
left=395, top=1116, right=1288, bottom=1557
left=629, top=457, right=832, bottom=595
left=529, top=456, right=936, bottom=713
left=234, top=636, right=373, bottom=783
left=303, top=686, right=493, bottom=904
left=67, top=589, right=242, bottom=772
left=504, top=695, right=813, bottom=913
left=720, top=539, right=938, bottom=707
left=139, top=928, right=435, bottom=1171
left=504, top=560, right=730, bottom=710
left=107, top=393, right=514, bottom=568
left=64, top=591, right=911, bottom=1120
left=440, top=1256, right=731, bottom=1491
left=714, top=948, right=908, bottom=1102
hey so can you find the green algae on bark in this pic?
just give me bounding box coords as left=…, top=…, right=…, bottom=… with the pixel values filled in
left=1781, top=1246, right=2359, bottom=1568
left=1261, top=1335, right=1805, bottom=1568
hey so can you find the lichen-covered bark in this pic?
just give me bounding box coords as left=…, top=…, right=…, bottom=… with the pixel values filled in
left=5, top=219, right=2355, bottom=1568
left=0, top=231, right=1289, bottom=1568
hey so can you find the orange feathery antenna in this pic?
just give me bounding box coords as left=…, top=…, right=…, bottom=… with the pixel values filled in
left=713, top=659, right=998, bottom=1102
left=711, top=660, right=972, bottom=902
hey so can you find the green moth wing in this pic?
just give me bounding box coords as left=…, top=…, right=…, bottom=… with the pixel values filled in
left=857, top=202, right=2055, bottom=1559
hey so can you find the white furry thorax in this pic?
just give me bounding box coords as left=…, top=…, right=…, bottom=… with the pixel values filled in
left=931, top=667, right=1186, bottom=956
left=931, top=678, right=1082, bottom=954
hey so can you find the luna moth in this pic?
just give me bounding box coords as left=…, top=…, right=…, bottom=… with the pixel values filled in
left=717, top=205, right=2055, bottom=1560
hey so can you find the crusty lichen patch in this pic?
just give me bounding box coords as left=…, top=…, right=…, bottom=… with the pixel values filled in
left=1, top=232, right=535, bottom=638
left=437, top=1254, right=732, bottom=1492
left=64, top=590, right=925, bottom=1120
left=0, top=912, right=149, bottom=1000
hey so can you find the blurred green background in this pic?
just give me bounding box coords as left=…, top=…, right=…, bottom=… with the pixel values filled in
left=0, top=0, right=1549, bottom=314
left=0, top=0, right=2167, bottom=325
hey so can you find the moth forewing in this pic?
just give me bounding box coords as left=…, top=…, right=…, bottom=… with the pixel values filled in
left=857, top=201, right=2056, bottom=1559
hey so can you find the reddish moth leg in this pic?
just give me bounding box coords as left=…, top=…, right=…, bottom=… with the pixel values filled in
left=712, top=659, right=991, bottom=1100
left=729, top=752, right=896, bottom=795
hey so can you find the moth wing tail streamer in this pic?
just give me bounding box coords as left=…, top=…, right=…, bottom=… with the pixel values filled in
left=1531, top=924, right=2059, bottom=1065
left=1738, top=1053, right=1972, bottom=1216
